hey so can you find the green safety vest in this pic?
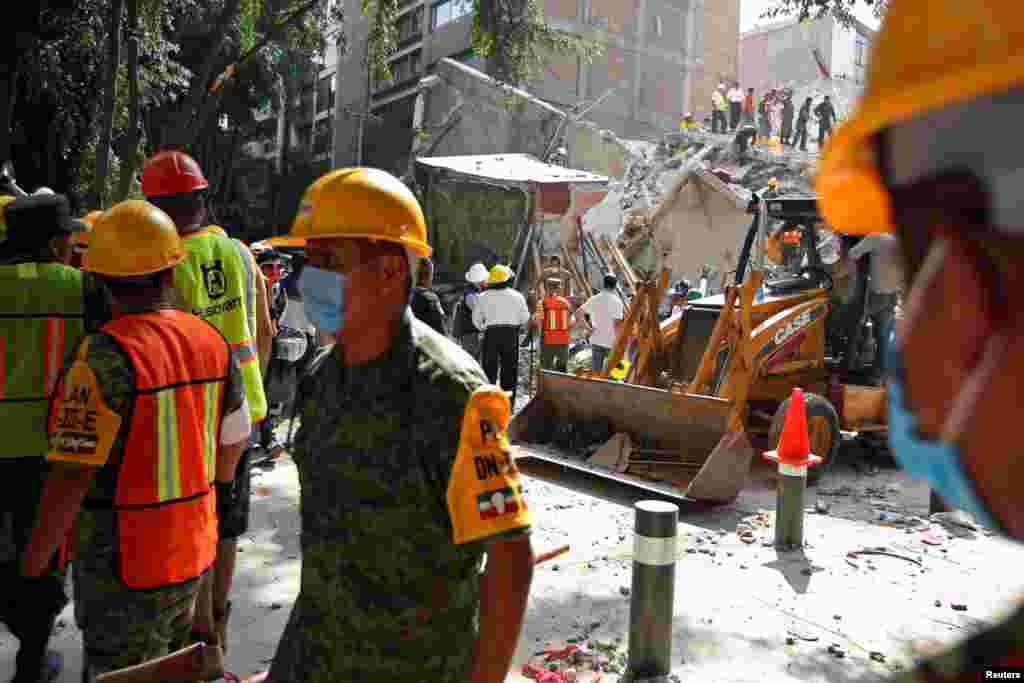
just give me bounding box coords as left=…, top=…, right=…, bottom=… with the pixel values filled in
left=0, top=262, right=86, bottom=456
left=174, top=227, right=267, bottom=423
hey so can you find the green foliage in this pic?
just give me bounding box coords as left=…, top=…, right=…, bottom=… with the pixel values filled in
left=470, top=0, right=603, bottom=85
left=758, top=0, right=887, bottom=27
left=363, top=0, right=400, bottom=82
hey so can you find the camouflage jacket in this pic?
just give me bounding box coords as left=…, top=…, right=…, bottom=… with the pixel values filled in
left=46, top=308, right=244, bottom=581
left=267, top=312, right=531, bottom=682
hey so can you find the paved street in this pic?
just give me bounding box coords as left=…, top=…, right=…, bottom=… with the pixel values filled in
left=6, top=442, right=1022, bottom=682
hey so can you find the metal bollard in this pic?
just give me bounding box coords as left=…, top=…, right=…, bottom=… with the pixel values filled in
left=764, top=388, right=821, bottom=550
left=627, top=500, right=678, bottom=680
left=775, top=462, right=808, bottom=548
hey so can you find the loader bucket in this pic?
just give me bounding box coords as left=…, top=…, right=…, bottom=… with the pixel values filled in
left=510, top=371, right=753, bottom=504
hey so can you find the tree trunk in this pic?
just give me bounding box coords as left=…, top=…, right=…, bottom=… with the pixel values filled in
left=166, top=0, right=243, bottom=150
left=0, top=64, right=18, bottom=167
left=116, top=0, right=140, bottom=201
left=92, top=0, right=125, bottom=209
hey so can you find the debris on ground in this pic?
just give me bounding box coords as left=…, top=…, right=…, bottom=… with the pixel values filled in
left=521, top=639, right=629, bottom=682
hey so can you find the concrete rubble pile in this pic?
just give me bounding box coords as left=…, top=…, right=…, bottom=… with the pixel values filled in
left=580, top=127, right=820, bottom=290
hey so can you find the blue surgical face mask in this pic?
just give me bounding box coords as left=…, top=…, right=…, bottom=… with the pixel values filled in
left=300, top=266, right=346, bottom=335
left=886, top=343, right=998, bottom=529
left=885, top=238, right=1004, bottom=531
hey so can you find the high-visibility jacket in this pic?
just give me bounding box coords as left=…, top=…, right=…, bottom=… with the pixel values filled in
left=541, top=295, right=571, bottom=346
left=101, top=310, right=228, bottom=589
left=174, top=227, right=267, bottom=422
left=0, top=262, right=85, bottom=456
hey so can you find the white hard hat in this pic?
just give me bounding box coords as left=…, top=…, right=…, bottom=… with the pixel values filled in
left=33, top=187, right=55, bottom=195
left=466, top=262, right=489, bottom=284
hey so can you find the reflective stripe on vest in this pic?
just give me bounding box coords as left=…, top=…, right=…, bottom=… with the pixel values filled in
left=0, top=263, right=85, bottom=456
left=174, top=227, right=267, bottom=422
left=103, top=310, right=228, bottom=590
left=542, top=296, right=570, bottom=345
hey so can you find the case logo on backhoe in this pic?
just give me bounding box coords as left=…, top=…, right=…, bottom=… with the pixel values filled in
left=760, top=303, right=827, bottom=363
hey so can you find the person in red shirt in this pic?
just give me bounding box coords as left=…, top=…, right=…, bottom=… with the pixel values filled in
left=533, top=278, right=573, bottom=372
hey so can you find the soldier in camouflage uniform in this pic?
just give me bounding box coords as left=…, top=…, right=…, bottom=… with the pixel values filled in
left=265, top=168, right=535, bottom=682
left=817, top=0, right=1024, bottom=677
left=18, top=201, right=250, bottom=681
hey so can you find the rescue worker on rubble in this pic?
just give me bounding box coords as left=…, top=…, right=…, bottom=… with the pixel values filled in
left=252, top=243, right=291, bottom=458
left=795, top=97, right=812, bottom=152
left=18, top=200, right=250, bottom=681
left=817, top=0, right=1024, bottom=675
left=533, top=278, right=573, bottom=372
left=849, top=234, right=901, bottom=381
left=670, top=279, right=691, bottom=318
left=474, top=263, right=531, bottom=407
left=140, top=150, right=266, bottom=677
left=261, top=167, right=534, bottom=682
left=0, top=194, right=111, bottom=683
left=452, top=262, right=488, bottom=360
left=579, top=273, right=625, bottom=374
left=410, top=255, right=447, bottom=334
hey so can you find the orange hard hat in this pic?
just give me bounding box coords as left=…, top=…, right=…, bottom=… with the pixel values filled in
left=140, top=150, right=209, bottom=198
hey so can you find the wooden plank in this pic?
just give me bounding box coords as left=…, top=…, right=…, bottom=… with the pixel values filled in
left=603, top=235, right=639, bottom=291
left=688, top=286, right=738, bottom=395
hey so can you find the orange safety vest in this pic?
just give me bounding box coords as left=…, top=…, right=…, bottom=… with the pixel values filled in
left=102, top=310, right=229, bottom=590
left=542, top=295, right=571, bottom=346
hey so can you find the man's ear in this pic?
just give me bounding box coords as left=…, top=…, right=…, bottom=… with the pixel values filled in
left=378, top=252, right=409, bottom=293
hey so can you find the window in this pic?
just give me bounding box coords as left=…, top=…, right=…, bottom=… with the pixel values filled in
left=854, top=35, right=867, bottom=67
left=317, top=75, right=335, bottom=114
left=432, top=0, right=471, bottom=30
left=398, top=7, right=424, bottom=43
left=314, top=118, right=333, bottom=157
left=374, top=50, right=422, bottom=91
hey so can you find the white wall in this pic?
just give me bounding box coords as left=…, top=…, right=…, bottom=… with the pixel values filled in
left=830, top=21, right=868, bottom=85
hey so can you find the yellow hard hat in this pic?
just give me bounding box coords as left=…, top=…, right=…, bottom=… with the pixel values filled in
left=294, top=167, right=431, bottom=257
left=264, top=234, right=307, bottom=248
left=290, top=169, right=349, bottom=237
left=609, top=359, right=631, bottom=381
left=85, top=200, right=186, bottom=277
left=488, top=264, right=513, bottom=284
left=70, top=211, right=102, bottom=250
left=817, top=0, right=1024, bottom=235
left=0, top=195, right=16, bottom=242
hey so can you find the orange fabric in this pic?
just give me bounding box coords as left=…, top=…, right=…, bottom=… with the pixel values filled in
left=102, top=310, right=229, bottom=590
left=542, top=295, right=571, bottom=345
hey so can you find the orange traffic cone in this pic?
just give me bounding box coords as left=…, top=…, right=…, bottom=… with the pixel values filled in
left=764, top=388, right=822, bottom=469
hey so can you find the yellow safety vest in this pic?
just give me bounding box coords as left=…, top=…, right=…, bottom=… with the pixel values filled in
left=174, top=226, right=267, bottom=422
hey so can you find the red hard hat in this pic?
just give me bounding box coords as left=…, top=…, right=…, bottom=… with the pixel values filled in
left=141, top=151, right=209, bottom=198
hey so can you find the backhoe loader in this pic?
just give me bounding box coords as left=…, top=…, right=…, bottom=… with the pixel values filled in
left=509, top=196, right=890, bottom=505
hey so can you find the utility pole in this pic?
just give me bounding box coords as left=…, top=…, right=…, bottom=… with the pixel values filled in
left=346, top=106, right=383, bottom=165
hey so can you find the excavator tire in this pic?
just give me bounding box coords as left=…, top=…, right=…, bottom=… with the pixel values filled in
left=769, top=392, right=840, bottom=485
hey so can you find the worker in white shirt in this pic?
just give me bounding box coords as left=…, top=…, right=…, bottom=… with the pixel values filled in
left=727, top=82, right=745, bottom=131
left=473, top=264, right=531, bottom=406
left=579, top=273, right=625, bottom=373
left=848, top=234, right=902, bottom=379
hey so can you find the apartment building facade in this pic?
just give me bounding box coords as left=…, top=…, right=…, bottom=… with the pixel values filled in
left=738, top=16, right=874, bottom=95
left=333, top=0, right=740, bottom=172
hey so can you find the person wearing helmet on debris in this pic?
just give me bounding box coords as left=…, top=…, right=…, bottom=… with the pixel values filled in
left=817, top=1, right=1024, bottom=676
left=140, top=150, right=266, bottom=677
left=579, top=273, right=625, bottom=374
left=795, top=97, right=813, bottom=152
left=0, top=194, right=112, bottom=683
left=18, top=200, right=249, bottom=682
left=453, top=262, right=488, bottom=360
left=409, top=256, right=447, bottom=335
left=474, top=263, right=531, bottom=407
left=781, top=91, right=795, bottom=146
left=262, top=167, right=534, bottom=683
